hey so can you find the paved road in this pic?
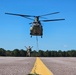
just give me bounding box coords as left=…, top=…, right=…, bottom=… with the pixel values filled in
left=41, top=57, right=76, bottom=75
left=0, top=57, right=36, bottom=75
left=0, top=57, right=76, bottom=75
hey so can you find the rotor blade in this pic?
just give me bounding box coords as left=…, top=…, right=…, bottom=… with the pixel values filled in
left=39, top=16, right=47, bottom=19
left=25, top=17, right=34, bottom=20
left=5, top=12, right=34, bottom=20
left=41, top=19, right=65, bottom=22
left=5, top=13, right=31, bottom=17
left=39, top=12, right=60, bottom=17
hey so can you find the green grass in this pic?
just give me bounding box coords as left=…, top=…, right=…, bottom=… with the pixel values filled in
left=28, top=74, right=39, bottom=75
left=28, top=72, right=39, bottom=75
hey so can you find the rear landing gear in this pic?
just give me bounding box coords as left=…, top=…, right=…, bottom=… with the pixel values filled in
left=41, top=35, right=42, bottom=38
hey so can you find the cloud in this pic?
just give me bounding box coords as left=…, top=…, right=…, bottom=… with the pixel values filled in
left=63, top=45, right=68, bottom=48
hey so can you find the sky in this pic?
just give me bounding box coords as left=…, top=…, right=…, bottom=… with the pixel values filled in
left=0, top=0, right=76, bottom=51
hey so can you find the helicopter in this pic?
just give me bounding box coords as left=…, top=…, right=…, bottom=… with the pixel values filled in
left=5, top=12, right=65, bottom=38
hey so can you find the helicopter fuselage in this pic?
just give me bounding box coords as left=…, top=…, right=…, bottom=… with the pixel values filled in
left=30, top=20, right=43, bottom=38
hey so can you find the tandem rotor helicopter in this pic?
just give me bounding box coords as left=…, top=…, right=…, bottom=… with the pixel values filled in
left=5, top=12, right=65, bottom=38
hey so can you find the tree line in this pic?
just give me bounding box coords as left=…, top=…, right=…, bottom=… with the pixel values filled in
left=0, top=48, right=76, bottom=57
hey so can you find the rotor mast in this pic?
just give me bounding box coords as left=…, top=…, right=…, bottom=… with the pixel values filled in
left=34, top=16, right=39, bottom=22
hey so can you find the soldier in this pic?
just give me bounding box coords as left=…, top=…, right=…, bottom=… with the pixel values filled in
left=25, top=46, right=33, bottom=57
